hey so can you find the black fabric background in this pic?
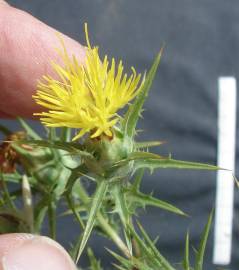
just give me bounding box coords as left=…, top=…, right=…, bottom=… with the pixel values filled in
left=2, top=0, right=239, bottom=269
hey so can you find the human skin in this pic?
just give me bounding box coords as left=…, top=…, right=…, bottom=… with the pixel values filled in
left=0, top=0, right=85, bottom=269
left=0, top=0, right=85, bottom=118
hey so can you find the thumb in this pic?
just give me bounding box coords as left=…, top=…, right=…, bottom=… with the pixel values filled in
left=0, top=234, right=77, bottom=270
left=0, top=0, right=8, bottom=6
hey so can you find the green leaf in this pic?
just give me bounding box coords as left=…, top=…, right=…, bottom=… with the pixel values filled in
left=136, top=222, right=176, bottom=270
left=135, top=140, right=165, bottom=149
left=132, top=168, right=145, bottom=191
left=117, top=151, right=219, bottom=172
left=107, top=249, right=134, bottom=269
left=65, top=193, right=85, bottom=229
left=112, top=184, right=132, bottom=253
left=0, top=172, right=17, bottom=211
left=114, top=151, right=220, bottom=174
left=135, top=158, right=220, bottom=171
left=34, top=206, right=48, bottom=233
left=113, top=151, right=161, bottom=168
left=18, top=139, right=86, bottom=154
left=108, top=249, right=153, bottom=270
left=1, top=173, right=27, bottom=183
left=195, top=211, right=213, bottom=270
left=17, top=118, right=41, bottom=140
left=113, top=264, right=129, bottom=270
left=112, top=184, right=130, bottom=228
left=127, top=225, right=165, bottom=269
left=122, top=49, right=163, bottom=138
left=76, top=180, right=108, bottom=263
left=34, top=194, right=50, bottom=233
left=87, top=248, right=103, bottom=270
left=183, top=232, right=190, bottom=270
left=126, top=189, right=186, bottom=216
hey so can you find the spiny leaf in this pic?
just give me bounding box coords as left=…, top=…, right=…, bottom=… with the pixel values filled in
left=114, top=151, right=220, bottom=172
left=126, top=189, right=186, bottom=216
left=76, top=180, right=108, bottom=263
left=0, top=173, right=25, bottom=183
left=87, top=248, right=103, bottom=270
left=113, top=151, right=162, bottom=168
left=132, top=152, right=219, bottom=171
left=34, top=194, right=51, bottom=232
left=112, top=184, right=132, bottom=253
left=17, top=117, right=41, bottom=140
left=65, top=193, right=85, bottom=229
left=183, top=232, right=190, bottom=270
left=195, top=211, right=213, bottom=270
left=59, top=205, right=87, bottom=217
left=18, top=139, right=86, bottom=154
left=127, top=225, right=165, bottom=269
left=135, top=158, right=219, bottom=172
left=135, top=140, right=165, bottom=149
left=0, top=172, right=17, bottom=211
left=34, top=206, right=48, bottom=233
left=113, top=264, right=129, bottom=270
left=107, top=249, right=133, bottom=269
left=136, top=222, right=176, bottom=270
left=132, top=168, right=145, bottom=191
left=122, top=49, right=163, bottom=138
left=108, top=249, right=153, bottom=270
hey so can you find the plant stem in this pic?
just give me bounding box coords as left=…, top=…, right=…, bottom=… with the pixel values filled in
left=65, top=193, right=85, bottom=230
left=48, top=201, right=57, bottom=240
left=0, top=173, right=17, bottom=211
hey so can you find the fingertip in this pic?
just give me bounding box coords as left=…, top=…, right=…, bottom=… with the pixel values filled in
left=0, top=0, right=9, bottom=6
left=0, top=234, right=77, bottom=270
left=0, top=5, right=85, bottom=118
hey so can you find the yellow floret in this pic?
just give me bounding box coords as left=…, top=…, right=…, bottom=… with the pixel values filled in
left=33, top=24, right=142, bottom=141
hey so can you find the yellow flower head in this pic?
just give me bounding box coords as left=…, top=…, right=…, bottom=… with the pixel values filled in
left=33, top=24, right=142, bottom=141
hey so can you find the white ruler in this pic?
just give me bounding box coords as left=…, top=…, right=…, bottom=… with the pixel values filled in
left=213, top=77, right=237, bottom=265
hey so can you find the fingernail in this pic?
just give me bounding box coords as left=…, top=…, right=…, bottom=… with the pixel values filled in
left=2, top=235, right=76, bottom=270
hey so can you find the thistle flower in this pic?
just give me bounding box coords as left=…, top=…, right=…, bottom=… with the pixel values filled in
left=33, top=24, right=142, bottom=141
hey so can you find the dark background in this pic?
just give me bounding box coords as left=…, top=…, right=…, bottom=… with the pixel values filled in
left=2, top=0, right=239, bottom=269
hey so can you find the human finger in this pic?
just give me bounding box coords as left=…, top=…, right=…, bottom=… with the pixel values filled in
left=0, top=233, right=77, bottom=270
left=0, top=3, right=85, bottom=117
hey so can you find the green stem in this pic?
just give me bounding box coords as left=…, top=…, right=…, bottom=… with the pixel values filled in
left=48, top=202, right=57, bottom=240
left=112, top=183, right=132, bottom=254
left=60, top=127, right=71, bottom=142
left=65, top=193, right=85, bottom=230
left=0, top=173, right=17, bottom=211
left=34, top=193, right=49, bottom=234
